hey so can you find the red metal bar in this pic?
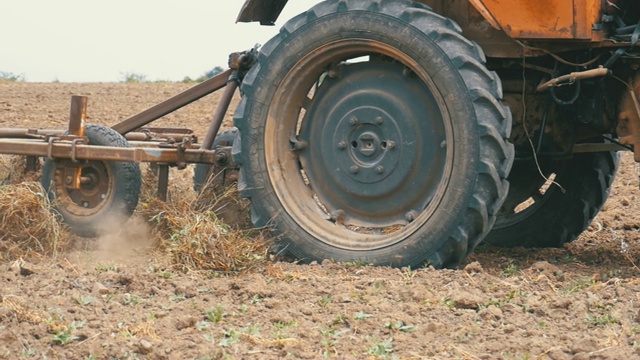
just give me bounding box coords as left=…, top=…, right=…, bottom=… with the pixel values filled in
left=67, top=96, right=87, bottom=189
left=111, top=69, right=233, bottom=135
left=200, top=79, right=238, bottom=150
left=0, top=139, right=218, bottom=164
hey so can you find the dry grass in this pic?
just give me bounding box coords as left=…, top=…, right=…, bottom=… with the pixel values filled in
left=0, top=155, right=270, bottom=272
left=137, top=168, right=270, bottom=274
left=0, top=155, right=41, bottom=185
left=0, top=182, right=71, bottom=261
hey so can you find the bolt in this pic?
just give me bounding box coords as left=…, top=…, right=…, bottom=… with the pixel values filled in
left=338, top=141, right=347, bottom=150
left=405, top=210, right=419, bottom=222
left=215, top=152, right=228, bottom=164
left=349, top=117, right=359, bottom=126
left=350, top=165, right=360, bottom=174
left=291, top=139, right=308, bottom=151
left=330, top=209, right=346, bottom=224
left=376, top=166, right=385, bottom=174
left=387, top=140, right=396, bottom=149
left=375, top=116, right=383, bottom=125
left=65, top=176, right=73, bottom=185
left=327, top=69, right=338, bottom=78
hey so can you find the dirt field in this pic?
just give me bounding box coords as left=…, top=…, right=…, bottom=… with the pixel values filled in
left=2, top=82, right=640, bottom=359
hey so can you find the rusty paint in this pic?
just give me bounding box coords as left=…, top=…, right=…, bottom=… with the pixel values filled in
left=475, top=0, right=601, bottom=40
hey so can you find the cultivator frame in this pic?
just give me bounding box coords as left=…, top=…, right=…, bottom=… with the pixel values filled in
left=0, top=50, right=255, bottom=200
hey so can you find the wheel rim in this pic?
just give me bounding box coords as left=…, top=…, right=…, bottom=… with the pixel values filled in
left=51, top=160, right=113, bottom=216
left=265, top=40, right=454, bottom=250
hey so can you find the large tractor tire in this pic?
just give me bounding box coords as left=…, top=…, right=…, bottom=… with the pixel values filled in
left=41, top=124, right=141, bottom=237
left=233, top=0, right=513, bottom=268
left=483, top=151, right=618, bottom=248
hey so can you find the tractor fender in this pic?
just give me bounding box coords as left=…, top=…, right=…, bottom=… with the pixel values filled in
left=236, top=0, right=289, bottom=25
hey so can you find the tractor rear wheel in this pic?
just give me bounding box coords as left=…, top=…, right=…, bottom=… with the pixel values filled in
left=233, top=0, right=513, bottom=268
left=483, top=151, right=618, bottom=248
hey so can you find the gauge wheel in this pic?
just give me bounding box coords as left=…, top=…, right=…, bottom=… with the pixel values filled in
left=41, top=124, right=141, bottom=237
left=233, top=0, right=513, bottom=268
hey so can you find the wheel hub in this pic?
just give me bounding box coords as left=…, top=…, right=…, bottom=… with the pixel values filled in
left=297, top=61, right=448, bottom=227
left=334, top=107, right=401, bottom=185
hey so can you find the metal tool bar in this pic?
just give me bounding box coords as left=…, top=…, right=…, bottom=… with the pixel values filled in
left=0, top=139, right=218, bottom=164
left=572, top=143, right=629, bottom=153
left=0, top=128, right=195, bottom=143
left=200, top=80, right=239, bottom=150
left=67, top=96, right=88, bottom=189
left=110, top=69, right=233, bottom=135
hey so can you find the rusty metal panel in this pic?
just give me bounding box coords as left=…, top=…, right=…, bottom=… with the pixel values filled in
left=473, top=0, right=601, bottom=40
left=236, top=0, right=288, bottom=25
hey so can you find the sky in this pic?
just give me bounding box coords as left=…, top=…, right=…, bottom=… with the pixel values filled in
left=1, top=0, right=320, bottom=82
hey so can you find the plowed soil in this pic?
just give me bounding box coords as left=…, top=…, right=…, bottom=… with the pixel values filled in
left=2, top=82, right=640, bottom=359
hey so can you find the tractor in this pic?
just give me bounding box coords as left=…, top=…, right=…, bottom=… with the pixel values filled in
left=2, top=0, right=638, bottom=269
left=230, top=0, right=635, bottom=267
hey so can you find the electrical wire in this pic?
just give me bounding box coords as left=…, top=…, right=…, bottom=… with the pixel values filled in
left=516, top=40, right=603, bottom=67
left=520, top=56, right=567, bottom=193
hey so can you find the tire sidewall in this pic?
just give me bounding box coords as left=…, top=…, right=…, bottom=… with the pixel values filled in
left=241, top=10, right=482, bottom=265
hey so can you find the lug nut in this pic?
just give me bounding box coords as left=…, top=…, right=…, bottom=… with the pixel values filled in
left=387, top=141, right=396, bottom=149
left=349, top=117, right=359, bottom=126
left=338, top=141, right=347, bottom=150
left=375, top=116, right=383, bottom=125
left=405, top=211, right=419, bottom=222
left=350, top=165, right=360, bottom=174
left=376, top=166, right=385, bottom=174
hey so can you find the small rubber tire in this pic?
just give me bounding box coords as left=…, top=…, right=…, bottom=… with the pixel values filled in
left=483, top=151, right=619, bottom=248
left=233, top=0, right=513, bottom=268
left=41, top=124, right=141, bottom=237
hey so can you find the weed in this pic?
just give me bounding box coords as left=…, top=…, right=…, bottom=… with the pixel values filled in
left=274, top=321, right=298, bottom=329
left=51, top=320, right=85, bottom=346
left=441, top=297, right=456, bottom=309
left=384, top=320, right=416, bottom=332
left=95, top=263, right=118, bottom=272
left=319, top=328, right=348, bottom=356
left=74, top=296, right=94, bottom=306
left=204, top=305, right=225, bottom=323
left=21, top=348, right=36, bottom=358
left=158, top=271, right=178, bottom=279
left=332, top=314, right=347, bottom=325
left=586, top=314, right=619, bottom=327
left=563, top=278, right=595, bottom=295
left=367, top=337, right=395, bottom=359
left=122, top=293, right=141, bottom=306
left=401, top=267, right=416, bottom=282
left=169, top=294, right=187, bottom=302
left=501, top=262, right=521, bottom=277
left=343, top=259, right=371, bottom=267
left=355, top=312, right=373, bottom=320
left=318, top=295, right=333, bottom=308
left=196, top=321, right=210, bottom=331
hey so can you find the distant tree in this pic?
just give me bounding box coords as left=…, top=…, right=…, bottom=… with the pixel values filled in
left=120, top=72, right=147, bottom=83
left=0, top=71, right=25, bottom=82
left=196, top=66, right=224, bottom=82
